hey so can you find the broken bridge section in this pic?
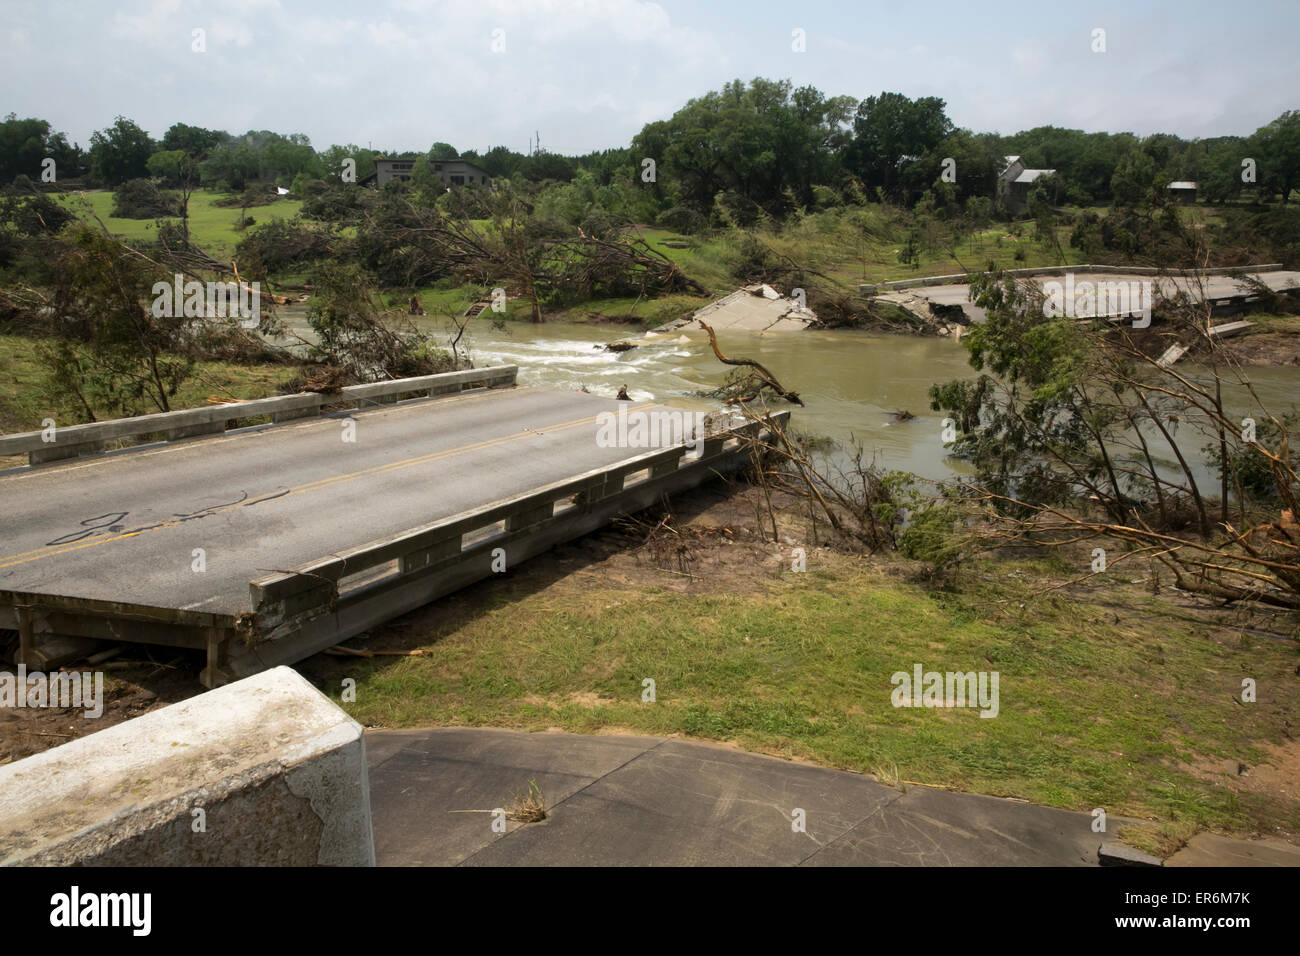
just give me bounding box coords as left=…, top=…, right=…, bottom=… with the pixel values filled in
left=0, top=369, right=787, bottom=686
left=655, top=283, right=815, bottom=334
left=863, top=264, right=1300, bottom=328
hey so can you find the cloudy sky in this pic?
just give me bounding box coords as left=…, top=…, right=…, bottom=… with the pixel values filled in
left=3, top=0, right=1296, bottom=154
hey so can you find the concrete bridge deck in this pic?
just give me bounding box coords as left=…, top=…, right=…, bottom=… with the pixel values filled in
left=870, top=268, right=1300, bottom=325
left=0, top=375, right=784, bottom=684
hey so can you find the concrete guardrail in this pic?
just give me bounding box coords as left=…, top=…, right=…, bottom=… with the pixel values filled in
left=0, top=365, right=519, bottom=466
left=0, top=666, right=373, bottom=866
left=858, top=263, right=1284, bottom=295
left=225, top=411, right=791, bottom=679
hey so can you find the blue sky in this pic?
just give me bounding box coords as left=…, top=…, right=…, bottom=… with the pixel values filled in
left=3, top=0, right=1296, bottom=154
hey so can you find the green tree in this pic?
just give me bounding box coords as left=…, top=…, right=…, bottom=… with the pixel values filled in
left=160, top=122, right=227, bottom=158
left=1194, top=137, right=1247, bottom=204
left=39, top=224, right=192, bottom=417
left=318, top=144, right=377, bottom=184
left=89, top=117, right=154, bottom=185
left=929, top=272, right=1133, bottom=522
left=632, top=77, right=851, bottom=214
left=477, top=145, right=525, bottom=178
left=1110, top=148, right=1158, bottom=207
left=845, top=91, right=953, bottom=202
left=1253, top=110, right=1300, bottom=203
left=146, top=149, right=189, bottom=185
left=0, top=114, right=79, bottom=184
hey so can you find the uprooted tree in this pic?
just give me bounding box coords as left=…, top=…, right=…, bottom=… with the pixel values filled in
left=928, top=267, right=1300, bottom=609
left=346, top=191, right=706, bottom=322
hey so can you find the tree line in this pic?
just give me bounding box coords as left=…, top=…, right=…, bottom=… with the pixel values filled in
left=2, top=78, right=1296, bottom=218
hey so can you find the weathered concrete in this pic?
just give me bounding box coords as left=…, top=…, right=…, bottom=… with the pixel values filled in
left=871, top=269, right=1300, bottom=326
left=1154, top=320, right=1256, bottom=367
left=655, top=284, right=814, bottom=333
left=367, top=728, right=1107, bottom=866
left=1099, top=842, right=1164, bottom=866
left=0, top=366, right=517, bottom=465
left=861, top=263, right=1286, bottom=294
left=0, top=388, right=702, bottom=617
left=0, top=667, right=373, bottom=866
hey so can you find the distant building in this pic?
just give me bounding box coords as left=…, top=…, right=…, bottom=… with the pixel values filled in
left=362, top=158, right=492, bottom=188
left=427, top=159, right=492, bottom=187
left=997, top=155, right=1056, bottom=212
left=1166, top=181, right=1198, bottom=204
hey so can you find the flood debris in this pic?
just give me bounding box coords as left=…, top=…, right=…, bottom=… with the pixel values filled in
left=1157, top=320, right=1255, bottom=368
left=655, top=283, right=815, bottom=334
left=698, top=320, right=804, bottom=406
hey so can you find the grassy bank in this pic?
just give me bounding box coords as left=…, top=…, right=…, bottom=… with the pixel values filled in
left=635, top=219, right=1086, bottom=291
left=54, top=188, right=304, bottom=262
left=0, top=333, right=294, bottom=433
left=299, top=487, right=1300, bottom=848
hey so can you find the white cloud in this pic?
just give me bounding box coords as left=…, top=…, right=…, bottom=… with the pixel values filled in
left=1, top=1, right=1295, bottom=154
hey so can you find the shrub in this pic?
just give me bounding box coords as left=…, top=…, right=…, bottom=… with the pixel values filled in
left=898, top=502, right=965, bottom=575
left=111, top=178, right=180, bottom=218
left=655, top=204, right=708, bottom=235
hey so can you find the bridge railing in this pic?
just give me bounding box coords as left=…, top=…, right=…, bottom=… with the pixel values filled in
left=245, top=411, right=790, bottom=662
left=0, top=366, right=518, bottom=466
left=859, top=263, right=1286, bottom=294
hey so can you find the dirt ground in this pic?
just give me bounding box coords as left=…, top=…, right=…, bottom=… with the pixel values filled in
left=0, top=654, right=201, bottom=764
left=1219, top=330, right=1300, bottom=366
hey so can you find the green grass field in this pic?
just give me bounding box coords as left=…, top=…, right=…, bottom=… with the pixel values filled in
left=55, top=188, right=304, bottom=262
left=304, top=536, right=1299, bottom=847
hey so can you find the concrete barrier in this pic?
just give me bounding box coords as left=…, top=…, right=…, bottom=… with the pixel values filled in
left=231, top=412, right=790, bottom=680
left=0, top=667, right=373, bottom=866
left=0, top=366, right=519, bottom=466
left=859, top=263, right=1284, bottom=295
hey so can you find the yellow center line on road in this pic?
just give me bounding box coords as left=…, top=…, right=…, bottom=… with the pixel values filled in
left=0, top=402, right=654, bottom=571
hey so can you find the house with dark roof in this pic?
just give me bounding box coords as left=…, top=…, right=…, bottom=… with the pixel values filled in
left=997, top=155, right=1056, bottom=212
left=362, top=158, right=492, bottom=188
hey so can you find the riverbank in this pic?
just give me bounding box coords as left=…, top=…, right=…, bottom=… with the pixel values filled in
left=4, top=478, right=1297, bottom=859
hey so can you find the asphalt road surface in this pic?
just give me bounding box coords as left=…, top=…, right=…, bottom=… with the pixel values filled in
left=0, top=387, right=668, bottom=617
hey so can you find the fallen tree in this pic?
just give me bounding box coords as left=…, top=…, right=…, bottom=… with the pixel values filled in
left=698, top=319, right=804, bottom=406
left=928, top=265, right=1300, bottom=610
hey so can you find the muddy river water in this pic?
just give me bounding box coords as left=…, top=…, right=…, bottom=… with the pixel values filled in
left=279, top=310, right=1300, bottom=484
